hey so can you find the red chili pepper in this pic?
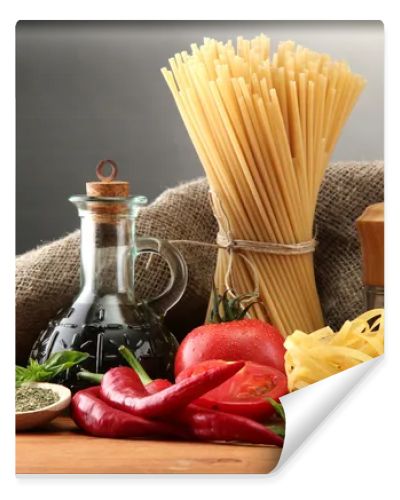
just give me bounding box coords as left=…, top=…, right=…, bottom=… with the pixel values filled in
left=118, top=345, right=172, bottom=394
left=146, top=378, right=172, bottom=394
left=100, top=360, right=245, bottom=418
left=70, top=386, right=186, bottom=439
left=118, top=347, right=284, bottom=446
left=178, top=404, right=284, bottom=446
left=77, top=349, right=284, bottom=446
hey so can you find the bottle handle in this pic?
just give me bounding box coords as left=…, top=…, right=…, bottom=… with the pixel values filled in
left=135, top=237, right=188, bottom=315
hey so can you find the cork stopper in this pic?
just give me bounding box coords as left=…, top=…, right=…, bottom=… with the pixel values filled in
left=86, top=160, right=130, bottom=197
left=85, top=160, right=131, bottom=222
left=356, top=202, right=384, bottom=287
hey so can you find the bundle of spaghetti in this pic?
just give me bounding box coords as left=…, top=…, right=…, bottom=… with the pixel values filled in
left=161, top=34, right=366, bottom=336
left=284, top=309, right=384, bottom=391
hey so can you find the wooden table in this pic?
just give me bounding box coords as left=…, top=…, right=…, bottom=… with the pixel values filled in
left=16, top=417, right=281, bottom=474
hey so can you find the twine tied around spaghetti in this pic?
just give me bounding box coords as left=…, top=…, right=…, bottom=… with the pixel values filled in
left=145, top=190, right=317, bottom=299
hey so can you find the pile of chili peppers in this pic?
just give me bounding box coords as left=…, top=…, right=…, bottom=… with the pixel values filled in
left=71, top=347, right=284, bottom=447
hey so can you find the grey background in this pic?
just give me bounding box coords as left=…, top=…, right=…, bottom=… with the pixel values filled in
left=16, top=21, right=384, bottom=254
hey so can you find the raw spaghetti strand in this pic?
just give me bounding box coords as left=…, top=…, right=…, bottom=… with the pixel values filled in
left=162, top=35, right=365, bottom=336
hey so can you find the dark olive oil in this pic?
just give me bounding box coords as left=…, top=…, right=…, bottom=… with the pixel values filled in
left=30, top=298, right=178, bottom=391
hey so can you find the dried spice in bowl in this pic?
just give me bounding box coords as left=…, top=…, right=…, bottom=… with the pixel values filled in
left=16, top=386, right=60, bottom=413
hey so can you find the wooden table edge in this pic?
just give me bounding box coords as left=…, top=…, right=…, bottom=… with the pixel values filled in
left=16, top=417, right=282, bottom=474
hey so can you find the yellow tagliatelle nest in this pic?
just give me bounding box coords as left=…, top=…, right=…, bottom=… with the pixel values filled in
left=284, top=309, right=384, bottom=391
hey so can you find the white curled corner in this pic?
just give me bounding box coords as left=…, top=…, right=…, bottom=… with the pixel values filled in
left=273, top=355, right=383, bottom=472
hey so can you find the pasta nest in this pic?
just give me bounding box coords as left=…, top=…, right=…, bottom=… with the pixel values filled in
left=284, top=309, right=384, bottom=391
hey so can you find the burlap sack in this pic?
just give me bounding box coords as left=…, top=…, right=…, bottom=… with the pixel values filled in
left=16, top=161, right=383, bottom=364
left=314, top=160, right=384, bottom=329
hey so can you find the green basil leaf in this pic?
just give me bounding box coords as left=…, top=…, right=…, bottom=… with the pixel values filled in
left=16, top=365, right=28, bottom=378
left=266, top=397, right=285, bottom=421
left=16, top=366, right=29, bottom=387
left=15, top=351, right=90, bottom=385
left=42, top=351, right=89, bottom=371
left=16, top=364, right=54, bottom=385
left=27, top=358, right=41, bottom=371
left=27, top=358, right=54, bottom=377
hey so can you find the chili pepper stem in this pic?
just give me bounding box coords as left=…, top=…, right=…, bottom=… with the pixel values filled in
left=77, top=370, right=103, bottom=384
left=76, top=346, right=153, bottom=386
left=118, top=345, right=152, bottom=385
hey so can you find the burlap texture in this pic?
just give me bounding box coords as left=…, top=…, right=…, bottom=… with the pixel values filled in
left=16, top=161, right=383, bottom=364
left=314, top=160, right=384, bottom=329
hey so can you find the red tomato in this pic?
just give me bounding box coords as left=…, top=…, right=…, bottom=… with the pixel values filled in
left=174, top=318, right=285, bottom=376
left=176, top=359, right=288, bottom=421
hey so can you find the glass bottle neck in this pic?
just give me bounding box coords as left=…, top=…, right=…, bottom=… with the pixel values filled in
left=78, top=214, right=136, bottom=302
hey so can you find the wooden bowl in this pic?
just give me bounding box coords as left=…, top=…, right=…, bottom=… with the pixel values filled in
left=16, top=382, right=71, bottom=432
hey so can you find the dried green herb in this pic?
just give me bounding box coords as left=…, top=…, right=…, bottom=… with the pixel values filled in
left=15, top=386, right=60, bottom=413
